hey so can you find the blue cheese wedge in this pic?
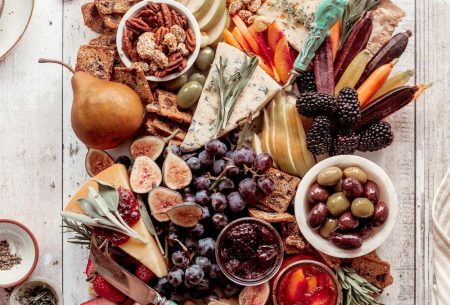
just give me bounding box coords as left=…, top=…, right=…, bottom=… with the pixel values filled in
left=181, top=43, right=281, bottom=152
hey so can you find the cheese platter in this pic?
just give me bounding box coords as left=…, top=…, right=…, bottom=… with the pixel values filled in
left=36, top=0, right=432, bottom=304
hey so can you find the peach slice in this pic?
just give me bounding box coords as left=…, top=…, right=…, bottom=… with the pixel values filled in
left=248, top=27, right=279, bottom=81
left=232, top=27, right=252, bottom=53
left=223, top=29, right=243, bottom=51
left=232, top=15, right=262, bottom=56
left=286, top=269, right=306, bottom=301
left=268, top=21, right=284, bottom=54
left=274, top=36, right=294, bottom=84
left=307, top=275, right=318, bottom=293
left=257, top=55, right=274, bottom=78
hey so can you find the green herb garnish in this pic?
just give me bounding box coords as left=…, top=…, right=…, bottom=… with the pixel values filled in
left=339, top=0, right=380, bottom=49
left=17, top=286, right=56, bottom=305
left=62, top=218, right=92, bottom=245
left=212, top=56, right=259, bottom=137
left=336, top=266, right=384, bottom=305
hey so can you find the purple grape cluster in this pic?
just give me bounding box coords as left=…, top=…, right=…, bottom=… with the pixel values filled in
left=152, top=138, right=276, bottom=303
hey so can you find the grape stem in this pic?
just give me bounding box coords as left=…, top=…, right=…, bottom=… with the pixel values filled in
left=208, top=165, right=238, bottom=191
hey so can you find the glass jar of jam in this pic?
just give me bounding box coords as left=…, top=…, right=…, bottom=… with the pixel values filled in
left=272, top=260, right=341, bottom=305
left=215, top=217, right=284, bottom=286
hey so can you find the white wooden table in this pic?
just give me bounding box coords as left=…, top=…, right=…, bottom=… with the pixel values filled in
left=0, top=1, right=448, bottom=304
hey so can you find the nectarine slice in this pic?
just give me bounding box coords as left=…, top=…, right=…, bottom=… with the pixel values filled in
left=286, top=269, right=306, bottom=301
left=223, top=29, right=243, bottom=51
left=274, top=36, right=294, bottom=84
left=257, top=55, right=274, bottom=78
left=232, top=27, right=252, bottom=53
left=268, top=21, right=284, bottom=54
left=232, top=15, right=262, bottom=56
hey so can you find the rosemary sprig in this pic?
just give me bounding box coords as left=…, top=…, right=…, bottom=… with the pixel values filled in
left=339, top=0, right=380, bottom=49
left=212, top=56, right=259, bottom=137
left=61, top=180, right=145, bottom=243
left=336, top=266, right=384, bottom=305
left=62, top=218, right=92, bottom=245
left=17, top=286, right=56, bottom=305
left=268, top=0, right=314, bottom=28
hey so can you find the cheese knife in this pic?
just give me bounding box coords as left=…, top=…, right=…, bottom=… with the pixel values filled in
left=90, top=238, right=177, bottom=305
left=283, top=0, right=348, bottom=89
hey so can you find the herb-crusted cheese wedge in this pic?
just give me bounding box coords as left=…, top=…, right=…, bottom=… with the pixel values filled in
left=258, top=0, right=320, bottom=52
left=181, top=43, right=281, bottom=152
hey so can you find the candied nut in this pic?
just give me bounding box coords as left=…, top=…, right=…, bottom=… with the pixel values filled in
left=170, top=25, right=186, bottom=43
left=238, top=10, right=253, bottom=25
left=136, top=32, right=156, bottom=59
left=229, top=0, right=244, bottom=15
left=132, top=61, right=150, bottom=72
left=163, top=33, right=178, bottom=53
left=149, top=62, right=158, bottom=72
left=161, top=3, right=173, bottom=27
left=177, top=43, right=189, bottom=56
left=247, top=0, right=261, bottom=12
left=150, top=50, right=169, bottom=69
left=251, top=16, right=270, bottom=32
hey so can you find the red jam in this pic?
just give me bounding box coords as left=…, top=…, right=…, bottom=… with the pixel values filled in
left=94, top=187, right=141, bottom=246
left=277, top=264, right=338, bottom=305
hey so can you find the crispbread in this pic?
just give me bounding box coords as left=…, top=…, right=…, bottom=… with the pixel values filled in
left=156, top=90, right=193, bottom=124
left=349, top=251, right=393, bottom=289
left=89, top=34, right=116, bottom=47
left=75, top=45, right=115, bottom=80
left=281, top=221, right=307, bottom=254
left=316, top=251, right=342, bottom=269
left=113, top=67, right=153, bottom=103
left=146, top=101, right=161, bottom=114
left=285, top=235, right=306, bottom=251
left=102, top=13, right=122, bottom=30
left=248, top=208, right=295, bottom=223
left=145, top=115, right=186, bottom=141
left=256, top=168, right=300, bottom=213
left=95, top=0, right=131, bottom=14
left=81, top=2, right=107, bottom=34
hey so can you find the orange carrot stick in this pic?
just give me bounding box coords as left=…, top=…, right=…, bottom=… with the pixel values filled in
left=330, top=21, right=341, bottom=61
left=413, top=82, right=433, bottom=100
left=224, top=30, right=243, bottom=51
left=357, top=59, right=398, bottom=106
left=232, top=27, right=252, bottom=53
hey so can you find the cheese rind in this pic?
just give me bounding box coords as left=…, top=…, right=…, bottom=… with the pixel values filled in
left=64, top=164, right=168, bottom=277
left=181, top=43, right=281, bottom=152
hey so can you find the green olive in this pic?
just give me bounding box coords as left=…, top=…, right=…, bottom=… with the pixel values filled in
left=351, top=198, right=375, bottom=218
left=318, top=166, right=343, bottom=186
left=343, top=167, right=368, bottom=184
left=164, top=74, right=188, bottom=91
left=195, top=47, right=215, bottom=72
left=177, top=81, right=203, bottom=109
left=188, top=73, right=206, bottom=86
left=326, top=192, right=351, bottom=217
left=319, top=218, right=339, bottom=239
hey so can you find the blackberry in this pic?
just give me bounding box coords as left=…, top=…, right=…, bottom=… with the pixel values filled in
left=296, top=70, right=317, bottom=94
left=331, top=131, right=360, bottom=155
left=358, top=121, right=394, bottom=152
left=297, top=92, right=337, bottom=118
left=336, top=87, right=361, bottom=127
left=226, top=223, right=258, bottom=260
left=306, top=116, right=332, bottom=155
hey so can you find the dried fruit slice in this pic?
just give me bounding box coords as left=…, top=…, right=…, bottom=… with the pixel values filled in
left=130, top=130, right=180, bottom=160
left=85, top=148, right=115, bottom=177
left=166, top=203, right=203, bottom=228
left=148, top=187, right=183, bottom=222
left=129, top=156, right=162, bottom=194
left=162, top=151, right=193, bottom=190
left=239, top=282, right=270, bottom=305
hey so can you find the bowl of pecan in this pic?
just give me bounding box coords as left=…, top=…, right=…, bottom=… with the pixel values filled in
left=117, top=0, right=201, bottom=82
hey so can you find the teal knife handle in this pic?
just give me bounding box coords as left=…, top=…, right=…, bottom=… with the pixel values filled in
left=293, top=0, right=348, bottom=72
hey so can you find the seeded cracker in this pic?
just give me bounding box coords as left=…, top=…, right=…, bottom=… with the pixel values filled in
left=349, top=251, right=394, bottom=289
left=81, top=2, right=108, bottom=34
left=113, top=67, right=153, bottom=103
left=89, top=34, right=116, bottom=47
left=102, top=14, right=122, bottom=31
left=248, top=208, right=295, bottom=223
left=156, top=89, right=193, bottom=124
left=75, top=45, right=115, bottom=80
left=146, top=115, right=186, bottom=141
left=95, top=0, right=131, bottom=15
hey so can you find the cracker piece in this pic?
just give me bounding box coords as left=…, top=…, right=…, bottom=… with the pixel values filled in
left=285, top=235, right=306, bottom=251
left=81, top=2, right=107, bottom=33
left=281, top=221, right=305, bottom=254
left=113, top=67, right=153, bottom=103
left=147, top=116, right=186, bottom=141
left=349, top=251, right=393, bottom=290
left=102, top=13, right=122, bottom=30
left=248, top=208, right=295, bottom=223
left=156, top=89, right=193, bottom=124
left=95, top=0, right=131, bottom=14
left=257, top=168, right=300, bottom=213
left=317, top=251, right=342, bottom=269
left=75, top=45, right=115, bottom=80
left=89, top=34, right=117, bottom=47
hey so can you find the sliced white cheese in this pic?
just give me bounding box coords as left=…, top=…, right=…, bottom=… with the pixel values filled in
left=257, top=0, right=320, bottom=52
left=181, top=43, right=281, bottom=152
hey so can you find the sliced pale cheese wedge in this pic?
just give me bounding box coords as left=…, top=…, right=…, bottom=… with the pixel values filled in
left=186, top=0, right=214, bottom=18
left=181, top=43, right=281, bottom=152
left=64, top=164, right=168, bottom=278
left=207, top=12, right=230, bottom=47
left=197, top=0, right=226, bottom=31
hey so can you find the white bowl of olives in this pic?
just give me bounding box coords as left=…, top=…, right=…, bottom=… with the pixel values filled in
left=295, top=155, right=398, bottom=258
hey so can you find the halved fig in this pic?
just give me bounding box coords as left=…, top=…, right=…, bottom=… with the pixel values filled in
left=85, top=148, right=115, bottom=177
left=239, top=282, right=270, bottom=305
left=130, top=156, right=162, bottom=194
left=162, top=151, right=193, bottom=190
left=130, top=130, right=181, bottom=160
left=166, top=203, right=203, bottom=228
left=148, top=187, right=183, bottom=222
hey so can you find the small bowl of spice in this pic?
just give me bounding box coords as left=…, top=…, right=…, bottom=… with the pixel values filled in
left=10, top=277, right=61, bottom=305
left=0, top=220, right=39, bottom=288
left=116, top=0, right=201, bottom=82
